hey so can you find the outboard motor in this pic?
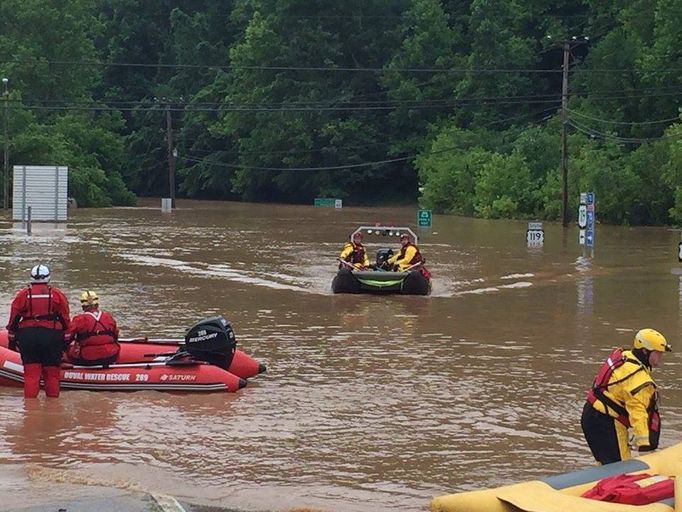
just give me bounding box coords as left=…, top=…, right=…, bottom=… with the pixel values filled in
left=184, top=316, right=237, bottom=370
left=375, top=248, right=394, bottom=270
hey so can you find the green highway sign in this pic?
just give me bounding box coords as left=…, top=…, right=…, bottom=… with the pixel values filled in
left=417, top=209, right=432, bottom=228
left=314, top=197, right=342, bottom=208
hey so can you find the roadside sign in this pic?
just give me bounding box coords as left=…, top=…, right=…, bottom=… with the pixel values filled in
left=579, top=192, right=595, bottom=248
left=417, top=209, right=432, bottom=228
left=578, top=204, right=587, bottom=229
left=526, top=222, right=544, bottom=247
left=314, top=197, right=341, bottom=208
left=678, top=242, right=682, bottom=262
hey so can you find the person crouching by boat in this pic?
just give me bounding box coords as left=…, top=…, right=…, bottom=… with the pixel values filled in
left=387, top=233, right=423, bottom=271
left=65, top=291, right=120, bottom=366
left=581, top=328, right=671, bottom=465
left=339, top=231, right=369, bottom=270
left=5, top=264, right=71, bottom=398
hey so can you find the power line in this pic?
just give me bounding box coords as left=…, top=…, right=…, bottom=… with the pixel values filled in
left=182, top=106, right=559, bottom=172
left=183, top=155, right=413, bottom=171
left=567, top=109, right=680, bottom=125
left=567, top=118, right=681, bottom=143
left=3, top=58, right=681, bottom=74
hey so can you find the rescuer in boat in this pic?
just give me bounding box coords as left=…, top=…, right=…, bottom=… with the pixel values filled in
left=339, top=231, right=369, bottom=270
left=581, top=328, right=671, bottom=465
left=5, top=264, right=71, bottom=398
left=387, top=233, right=423, bottom=271
left=65, top=291, right=120, bottom=366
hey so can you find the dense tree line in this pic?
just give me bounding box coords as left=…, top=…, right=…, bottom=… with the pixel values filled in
left=0, top=0, right=679, bottom=224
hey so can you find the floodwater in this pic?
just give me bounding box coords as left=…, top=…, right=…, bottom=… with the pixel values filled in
left=1, top=199, right=682, bottom=512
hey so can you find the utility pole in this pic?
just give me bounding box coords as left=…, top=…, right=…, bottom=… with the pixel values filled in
left=560, top=41, right=570, bottom=227
left=3, top=78, right=8, bottom=210
left=165, top=102, right=176, bottom=209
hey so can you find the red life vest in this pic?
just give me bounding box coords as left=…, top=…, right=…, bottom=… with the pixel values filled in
left=586, top=348, right=643, bottom=427
left=581, top=473, right=673, bottom=505
left=70, top=310, right=119, bottom=363
left=397, top=243, right=423, bottom=266
left=20, top=284, right=63, bottom=329
left=74, top=310, right=117, bottom=346
left=342, top=243, right=367, bottom=265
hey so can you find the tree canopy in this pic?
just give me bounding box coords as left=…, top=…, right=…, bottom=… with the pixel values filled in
left=0, top=0, right=679, bottom=223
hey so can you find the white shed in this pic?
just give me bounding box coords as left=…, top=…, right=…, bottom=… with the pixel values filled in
left=12, top=165, right=68, bottom=222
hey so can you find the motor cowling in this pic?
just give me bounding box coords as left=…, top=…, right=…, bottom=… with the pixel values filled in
left=184, top=316, right=236, bottom=370
left=375, top=248, right=394, bottom=270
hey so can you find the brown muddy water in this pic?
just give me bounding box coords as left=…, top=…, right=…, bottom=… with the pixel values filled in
left=1, top=199, right=682, bottom=512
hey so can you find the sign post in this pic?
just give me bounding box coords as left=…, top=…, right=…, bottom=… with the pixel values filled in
left=578, top=192, right=595, bottom=253
left=417, top=209, right=432, bottom=228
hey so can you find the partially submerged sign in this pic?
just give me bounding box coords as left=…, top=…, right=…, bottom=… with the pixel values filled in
left=314, top=197, right=342, bottom=208
left=579, top=192, right=595, bottom=247
left=13, top=165, right=68, bottom=222
left=526, top=222, right=544, bottom=247
left=417, top=209, right=432, bottom=228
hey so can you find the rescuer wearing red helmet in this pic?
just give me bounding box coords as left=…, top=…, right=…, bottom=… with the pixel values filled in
left=581, top=328, right=671, bottom=464
left=5, top=264, right=70, bottom=398
left=387, top=233, right=423, bottom=271
left=65, top=290, right=120, bottom=366
left=338, top=231, right=369, bottom=270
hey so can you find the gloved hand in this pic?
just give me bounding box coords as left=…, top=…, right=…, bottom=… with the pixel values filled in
left=7, top=331, right=16, bottom=351
left=62, top=332, right=73, bottom=351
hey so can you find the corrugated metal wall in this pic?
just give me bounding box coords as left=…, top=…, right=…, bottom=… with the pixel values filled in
left=12, top=165, right=68, bottom=222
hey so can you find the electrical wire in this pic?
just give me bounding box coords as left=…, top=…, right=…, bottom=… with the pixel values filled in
left=181, top=106, right=559, bottom=171
left=567, top=118, right=681, bottom=143
left=567, top=109, right=680, bottom=125
left=4, top=58, right=680, bottom=74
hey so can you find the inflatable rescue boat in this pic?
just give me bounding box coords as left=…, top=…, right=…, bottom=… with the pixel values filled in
left=430, top=442, right=682, bottom=512
left=332, top=225, right=431, bottom=296
left=0, top=316, right=266, bottom=393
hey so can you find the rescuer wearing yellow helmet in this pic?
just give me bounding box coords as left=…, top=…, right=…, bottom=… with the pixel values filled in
left=581, top=328, right=671, bottom=464
left=64, top=290, right=120, bottom=366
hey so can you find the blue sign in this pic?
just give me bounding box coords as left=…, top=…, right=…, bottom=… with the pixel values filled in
left=586, top=229, right=594, bottom=247
left=586, top=192, right=594, bottom=205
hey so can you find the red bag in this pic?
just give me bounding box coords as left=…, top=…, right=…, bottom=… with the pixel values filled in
left=581, top=473, right=674, bottom=505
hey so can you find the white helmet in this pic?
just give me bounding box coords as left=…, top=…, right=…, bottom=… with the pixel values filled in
left=30, top=264, right=51, bottom=283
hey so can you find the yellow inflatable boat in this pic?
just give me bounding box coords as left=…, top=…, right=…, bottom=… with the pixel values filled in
left=431, top=443, right=682, bottom=512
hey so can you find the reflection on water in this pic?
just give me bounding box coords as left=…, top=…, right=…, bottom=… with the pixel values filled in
left=0, top=202, right=682, bottom=511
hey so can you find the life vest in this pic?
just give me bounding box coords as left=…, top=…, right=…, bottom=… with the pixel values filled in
left=581, top=473, right=673, bottom=505
left=70, top=310, right=120, bottom=363
left=397, top=243, right=423, bottom=266
left=74, top=310, right=118, bottom=346
left=342, top=243, right=367, bottom=265
left=20, top=284, right=63, bottom=329
left=586, top=348, right=661, bottom=448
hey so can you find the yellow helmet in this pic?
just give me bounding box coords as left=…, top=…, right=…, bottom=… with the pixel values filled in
left=79, top=290, right=99, bottom=307
left=633, top=328, right=671, bottom=352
